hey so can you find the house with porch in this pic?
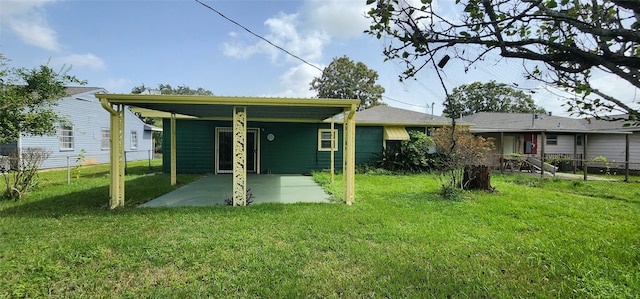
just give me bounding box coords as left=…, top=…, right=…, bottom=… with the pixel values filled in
left=460, top=112, right=639, bottom=173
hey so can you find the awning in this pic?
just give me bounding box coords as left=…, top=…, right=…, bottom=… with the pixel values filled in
left=384, top=126, right=410, bottom=140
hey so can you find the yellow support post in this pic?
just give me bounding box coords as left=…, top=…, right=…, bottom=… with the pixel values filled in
left=110, top=106, right=120, bottom=208
left=117, top=105, right=125, bottom=207
left=343, top=105, right=356, bottom=205
left=233, top=106, right=247, bottom=206
left=170, top=113, right=177, bottom=186
left=330, top=119, right=335, bottom=183
left=342, top=110, right=347, bottom=201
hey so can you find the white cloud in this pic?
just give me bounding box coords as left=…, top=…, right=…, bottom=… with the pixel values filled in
left=0, top=0, right=61, bottom=52
left=223, top=12, right=330, bottom=63
left=102, top=78, right=132, bottom=94
left=51, top=53, right=106, bottom=71
left=304, top=0, right=369, bottom=39
left=267, top=63, right=323, bottom=98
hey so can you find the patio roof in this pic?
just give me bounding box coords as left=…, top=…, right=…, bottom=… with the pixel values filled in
left=95, top=94, right=359, bottom=122
left=96, top=93, right=359, bottom=209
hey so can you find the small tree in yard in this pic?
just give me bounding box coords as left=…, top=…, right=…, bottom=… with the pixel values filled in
left=2, top=148, right=51, bottom=200
left=432, top=127, right=495, bottom=196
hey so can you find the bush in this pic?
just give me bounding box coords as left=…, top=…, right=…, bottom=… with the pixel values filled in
left=1, top=147, right=51, bottom=200
left=373, top=131, right=437, bottom=173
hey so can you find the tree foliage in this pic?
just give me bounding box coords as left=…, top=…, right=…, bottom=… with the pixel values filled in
left=130, top=83, right=214, bottom=153
left=310, top=56, right=386, bottom=110
left=0, top=54, right=86, bottom=143
left=443, top=81, right=546, bottom=117
left=366, top=0, right=639, bottom=121
left=432, top=126, right=495, bottom=191
left=131, top=83, right=213, bottom=96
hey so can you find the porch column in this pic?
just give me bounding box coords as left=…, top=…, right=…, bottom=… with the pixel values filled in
left=343, top=104, right=356, bottom=205
left=104, top=102, right=124, bottom=209
left=625, top=134, right=630, bottom=182
left=330, top=119, right=335, bottom=183
left=573, top=135, right=578, bottom=174
left=170, top=113, right=177, bottom=186
left=500, top=132, right=504, bottom=173
left=118, top=105, right=125, bottom=207
left=583, top=134, right=588, bottom=181
left=540, top=131, right=545, bottom=177
left=233, top=106, right=247, bottom=206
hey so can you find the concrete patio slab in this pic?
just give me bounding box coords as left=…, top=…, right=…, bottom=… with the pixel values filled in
left=140, top=174, right=331, bottom=207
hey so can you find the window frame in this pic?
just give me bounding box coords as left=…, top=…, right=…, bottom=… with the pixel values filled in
left=317, top=129, right=338, bottom=151
left=546, top=134, right=558, bottom=146
left=130, top=130, right=138, bottom=150
left=101, top=128, right=110, bottom=150
left=59, top=124, right=74, bottom=151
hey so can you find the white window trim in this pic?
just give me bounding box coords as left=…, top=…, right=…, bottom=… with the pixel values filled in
left=318, top=129, right=338, bottom=151
left=130, top=130, right=138, bottom=150
left=60, top=124, right=74, bottom=151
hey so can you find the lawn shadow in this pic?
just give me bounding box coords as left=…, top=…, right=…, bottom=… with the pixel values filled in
left=1, top=173, right=298, bottom=219
left=0, top=174, right=192, bottom=218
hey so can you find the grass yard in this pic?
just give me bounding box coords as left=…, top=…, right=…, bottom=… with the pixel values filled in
left=1, top=163, right=639, bottom=298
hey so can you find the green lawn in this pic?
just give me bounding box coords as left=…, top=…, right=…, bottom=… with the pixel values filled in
left=1, top=164, right=639, bottom=298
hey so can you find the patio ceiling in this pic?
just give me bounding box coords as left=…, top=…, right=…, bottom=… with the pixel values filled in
left=95, top=94, right=359, bottom=122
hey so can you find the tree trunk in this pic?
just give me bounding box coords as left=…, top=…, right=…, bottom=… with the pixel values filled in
left=463, top=165, right=492, bottom=190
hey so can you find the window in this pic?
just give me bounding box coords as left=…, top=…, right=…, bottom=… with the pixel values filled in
left=60, top=124, right=74, bottom=150
left=576, top=135, right=583, bottom=146
left=130, top=131, right=138, bottom=149
left=318, top=129, right=337, bottom=151
left=101, top=128, right=110, bottom=150
left=546, top=134, right=558, bottom=145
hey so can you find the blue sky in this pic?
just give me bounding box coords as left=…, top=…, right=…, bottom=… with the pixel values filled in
left=1, top=0, right=638, bottom=116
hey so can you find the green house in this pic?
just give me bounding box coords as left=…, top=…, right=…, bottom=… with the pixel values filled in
left=161, top=105, right=452, bottom=175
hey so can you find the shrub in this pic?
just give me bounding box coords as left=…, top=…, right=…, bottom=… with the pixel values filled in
left=373, top=131, right=436, bottom=173
left=1, top=147, right=51, bottom=200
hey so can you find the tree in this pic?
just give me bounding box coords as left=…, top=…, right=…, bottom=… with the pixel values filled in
left=0, top=54, right=86, bottom=143
left=431, top=126, right=495, bottom=193
left=131, top=83, right=213, bottom=96
left=130, top=83, right=214, bottom=153
left=366, top=0, right=639, bottom=122
left=310, top=56, right=386, bottom=110
left=443, top=81, right=546, bottom=117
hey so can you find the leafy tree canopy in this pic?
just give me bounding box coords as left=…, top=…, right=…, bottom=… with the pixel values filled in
left=366, top=0, right=639, bottom=122
left=443, top=81, right=546, bottom=117
left=310, top=56, right=386, bottom=110
left=131, top=83, right=213, bottom=96
left=0, top=54, right=86, bottom=143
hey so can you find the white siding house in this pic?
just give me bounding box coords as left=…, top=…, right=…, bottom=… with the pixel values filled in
left=460, top=112, right=639, bottom=171
left=0, top=87, right=156, bottom=169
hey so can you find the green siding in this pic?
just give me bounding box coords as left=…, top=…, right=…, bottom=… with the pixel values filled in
left=355, top=126, right=383, bottom=164
left=261, top=123, right=343, bottom=174
left=162, top=120, right=389, bottom=174
left=162, top=119, right=215, bottom=173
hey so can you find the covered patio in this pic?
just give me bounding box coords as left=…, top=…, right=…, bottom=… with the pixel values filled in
left=140, top=174, right=331, bottom=207
left=96, top=94, right=359, bottom=209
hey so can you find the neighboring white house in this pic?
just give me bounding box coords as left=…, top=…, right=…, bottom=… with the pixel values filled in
left=0, top=87, right=158, bottom=169
left=460, top=112, right=640, bottom=171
